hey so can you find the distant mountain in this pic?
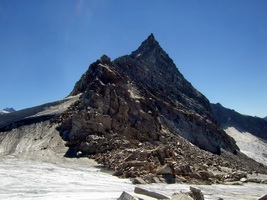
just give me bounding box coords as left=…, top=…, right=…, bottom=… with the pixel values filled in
left=0, top=108, right=16, bottom=115
left=211, top=103, right=267, bottom=140
left=264, top=116, right=267, bottom=121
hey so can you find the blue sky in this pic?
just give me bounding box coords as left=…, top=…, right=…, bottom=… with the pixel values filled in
left=0, top=0, right=266, bottom=117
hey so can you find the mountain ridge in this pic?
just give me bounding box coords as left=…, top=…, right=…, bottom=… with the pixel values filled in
left=211, top=103, right=267, bottom=140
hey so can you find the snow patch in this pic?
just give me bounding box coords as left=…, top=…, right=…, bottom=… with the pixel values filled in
left=224, top=127, right=267, bottom=165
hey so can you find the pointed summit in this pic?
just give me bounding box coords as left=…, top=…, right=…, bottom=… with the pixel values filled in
left=145, top=33, right=157, bottom=45
left=131, top=33, right=166, bottom=60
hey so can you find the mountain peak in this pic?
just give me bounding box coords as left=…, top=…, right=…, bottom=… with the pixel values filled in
left=146, top=33, right=156, bottom=43
left=131, top=33, right=163, bottom=59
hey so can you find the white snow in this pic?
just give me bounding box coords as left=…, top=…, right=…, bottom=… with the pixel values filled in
left=0, top=155, right=266, bottom=200
left=1, top=98, right=267, bottom=200
left=225, top=127, right=267, bottom=165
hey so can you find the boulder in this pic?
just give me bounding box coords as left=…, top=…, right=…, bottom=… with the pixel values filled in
left=240, top=177, right=248, bottom=183
left=258, top=194, right=267, bottom=200
left=118, top=191, right=139, bottom=200
left=188, top=187, right=205, bottom=200
left=134, top=187, right=171, bottom=199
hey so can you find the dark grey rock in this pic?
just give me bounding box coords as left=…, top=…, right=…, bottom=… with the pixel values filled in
left=211, top=103, right=267, bottom=140
left=134, top=186, right=171, bottom=199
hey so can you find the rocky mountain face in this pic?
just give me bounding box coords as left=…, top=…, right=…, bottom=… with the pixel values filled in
left=264, top=117, right=267, bottom=121
left=211, top=103, right=267, bottom=140
left=65, top=34, right=237, bottom=155
left=55, top=34, right=266, bottom=184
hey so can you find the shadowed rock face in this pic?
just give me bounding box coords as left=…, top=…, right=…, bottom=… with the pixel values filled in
left=211, top=103, right=267, bottom=140
left=64, top=34, right=238, bottom=155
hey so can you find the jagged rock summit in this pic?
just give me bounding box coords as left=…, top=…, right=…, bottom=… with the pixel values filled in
left=56, top=34, right=266, bottom=183
left=66, top=34, right=237, bottom=154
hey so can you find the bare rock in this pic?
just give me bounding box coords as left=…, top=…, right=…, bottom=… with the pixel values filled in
left=258, top=194, right=267, bottom=200
left=134, top=187, right=171, bottom=199
left=156, top=164, right=175, bottom=175
left=188, top=187, right=205, bottom=200
left=198, top=171, right=214, bottom=180
left=118, top=191, right=139, bottom=200
left=131, top=177, right=147, bottom=184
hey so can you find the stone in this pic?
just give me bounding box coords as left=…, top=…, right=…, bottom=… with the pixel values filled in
left=188, top=187, right=204, bottom=200
left=258, top=194, right=267, bottom=200
left=175, top=165, right=192, bottom=176
left=152, top=176, right=162, bottom=183
left=125, top=150, right=149, bottom=161
left=118, top=191, right=138, bottom=200
left=156, top=164, right=175, bottom=175
left=189, top=173, right=202, bottom=180
left=131, top=177, right=147, bottom=184
left=240, top=177, right=248, bottom=183
left=134, top=187, right=171, bottom=199
left=248, top=178, right=262, bottom=183
left=198, top=171, right=214, bottom=180
left=162, top=174, right=176, bottom=184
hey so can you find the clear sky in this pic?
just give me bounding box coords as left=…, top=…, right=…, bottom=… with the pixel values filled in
left=0, top=0, right=266, bottom=117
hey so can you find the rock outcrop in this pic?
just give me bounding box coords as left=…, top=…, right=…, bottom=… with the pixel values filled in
left=55, top=34, right=267, bottom=183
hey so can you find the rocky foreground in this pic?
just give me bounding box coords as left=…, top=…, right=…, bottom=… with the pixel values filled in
left=118, top=186, right=267, bottom=200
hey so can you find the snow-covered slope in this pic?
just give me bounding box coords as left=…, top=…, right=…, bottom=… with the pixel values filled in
left=224, top=127, right=267, bottom=165
left=0, top=95, right=80, bottom=158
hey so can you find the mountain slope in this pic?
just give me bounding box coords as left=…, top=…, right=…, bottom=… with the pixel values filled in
left=211, top=103, right=267, bottom=140
left=211, top=103, right=267, bottom=165
left=224, top=127, right=267, bottom=165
